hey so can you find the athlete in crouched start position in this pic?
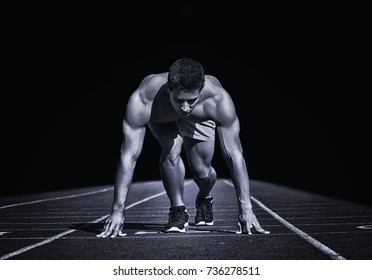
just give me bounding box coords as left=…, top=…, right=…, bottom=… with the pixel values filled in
left=97, top=58, right=270, bottom=237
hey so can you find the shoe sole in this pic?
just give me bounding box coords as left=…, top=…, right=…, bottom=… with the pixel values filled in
left=164, top=222, right=189, bottom=233
left=195, top=221, right=214, bottom=226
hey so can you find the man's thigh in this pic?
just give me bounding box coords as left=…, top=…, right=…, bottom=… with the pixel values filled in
left=148, top=122, right=183, bottom=152
left=183, top=137, right=215, bottom=174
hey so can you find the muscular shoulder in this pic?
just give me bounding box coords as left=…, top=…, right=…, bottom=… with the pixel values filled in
left=126, top=73, right=167, bottom=126
left=135, top=73, right=167, bottom=103
left=203, top=75, right=229, bottom=102
left=202, top=75, right=237, bottom=125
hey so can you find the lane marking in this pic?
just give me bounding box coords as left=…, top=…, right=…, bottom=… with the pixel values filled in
left=222, top=179, right=347, bottom=260
left=0, top=191, right=166, bottom=260
left=0, top=232, right=9, bottom=236
left=0, top=180, right=174, bottom=210
left=0, top=187, right=113, bottom=210
left=356, top=225, right=372, bottom=230
left=1, top=230, right=371, bottom=240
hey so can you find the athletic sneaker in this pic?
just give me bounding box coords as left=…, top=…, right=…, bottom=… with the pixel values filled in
left=164, top=206, right=189, bottom=233
left=195, top=196, right=214, bottom=226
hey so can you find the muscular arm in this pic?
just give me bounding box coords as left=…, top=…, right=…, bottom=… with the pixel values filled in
left=97, top=77, right=153, bottom=238
left=215, top=96, right=252, bottom=212
left=217, top=118, right=251, bottom=211
left=111, top=118, right=146, bottom=213
left=211, top=79, right=269, bottom=234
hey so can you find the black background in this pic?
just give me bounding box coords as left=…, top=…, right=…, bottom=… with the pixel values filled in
left=3, top=3, right=370, bottom=206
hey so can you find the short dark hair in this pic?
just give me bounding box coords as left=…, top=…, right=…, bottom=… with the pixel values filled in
left=167, top=58, right=205, bottom=92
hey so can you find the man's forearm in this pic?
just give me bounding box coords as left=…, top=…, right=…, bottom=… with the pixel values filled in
left=232, top=176, right=253, bottom=212
left=111, top=162, right=135, bottom=213
left=229, top=158, right=253, bottom=213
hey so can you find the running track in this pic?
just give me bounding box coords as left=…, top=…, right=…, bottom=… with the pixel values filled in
left=0, top=179, right=371, bottom=260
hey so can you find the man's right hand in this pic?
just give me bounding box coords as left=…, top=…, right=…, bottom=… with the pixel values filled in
left=96, top=211, right=127, bottom=238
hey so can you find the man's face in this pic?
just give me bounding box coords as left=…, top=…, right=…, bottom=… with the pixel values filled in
left=169, top=89, right=201, bottom=117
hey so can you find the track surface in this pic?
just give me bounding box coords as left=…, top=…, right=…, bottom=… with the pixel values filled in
left=1, top=179, right=371, bottom=260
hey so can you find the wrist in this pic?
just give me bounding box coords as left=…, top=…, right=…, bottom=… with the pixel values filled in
left=239, top=203, right=253, bottom=214
left=112, top=204, right=125, bottom=213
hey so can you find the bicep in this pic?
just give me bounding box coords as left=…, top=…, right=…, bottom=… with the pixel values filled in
left=216, top=117, right=244, bottom=160
left=119, top=119, right=146, bottom=167
left=120, top=89, right=150, bottom=159
left=214, top=93, right=244, bottom=159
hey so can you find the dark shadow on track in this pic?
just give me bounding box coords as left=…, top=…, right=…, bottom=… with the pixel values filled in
left=69, top=222, right=241, bottom=235
left=188, top=226, right=238, bottom=234
left=69, top=223, right=104, bottom=234
left=69, top=222, right=165, bottom=234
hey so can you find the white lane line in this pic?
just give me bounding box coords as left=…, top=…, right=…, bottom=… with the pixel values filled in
left=134, top=231, right=159, bottom=235
left=0, top=180, right=184, bottom=210
left=0, top=232, right=9, bottom=236
left=222, top=179, right=347, bottom=260
left=2, top=231, right=372, bottom=240
left=251, top=197, right=347, bottom=260
left=1, top=216, right=105, bottom=219
left=0, top=187, right=113, bottom=210
left=0, top=191, right=166, bottom=260
left=0, top=181, right=173, bottom=210
left=356, top=225, right=372, bottom=230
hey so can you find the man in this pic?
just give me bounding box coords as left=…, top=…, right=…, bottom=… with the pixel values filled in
left=97, top=58, right=269, bottom=237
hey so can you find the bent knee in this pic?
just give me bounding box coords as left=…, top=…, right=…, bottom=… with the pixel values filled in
left=161, top=140, right=183, bottom=165
left=162, top=151, right=182, bottom=166
left=193, top=167, right=216, bottom=182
